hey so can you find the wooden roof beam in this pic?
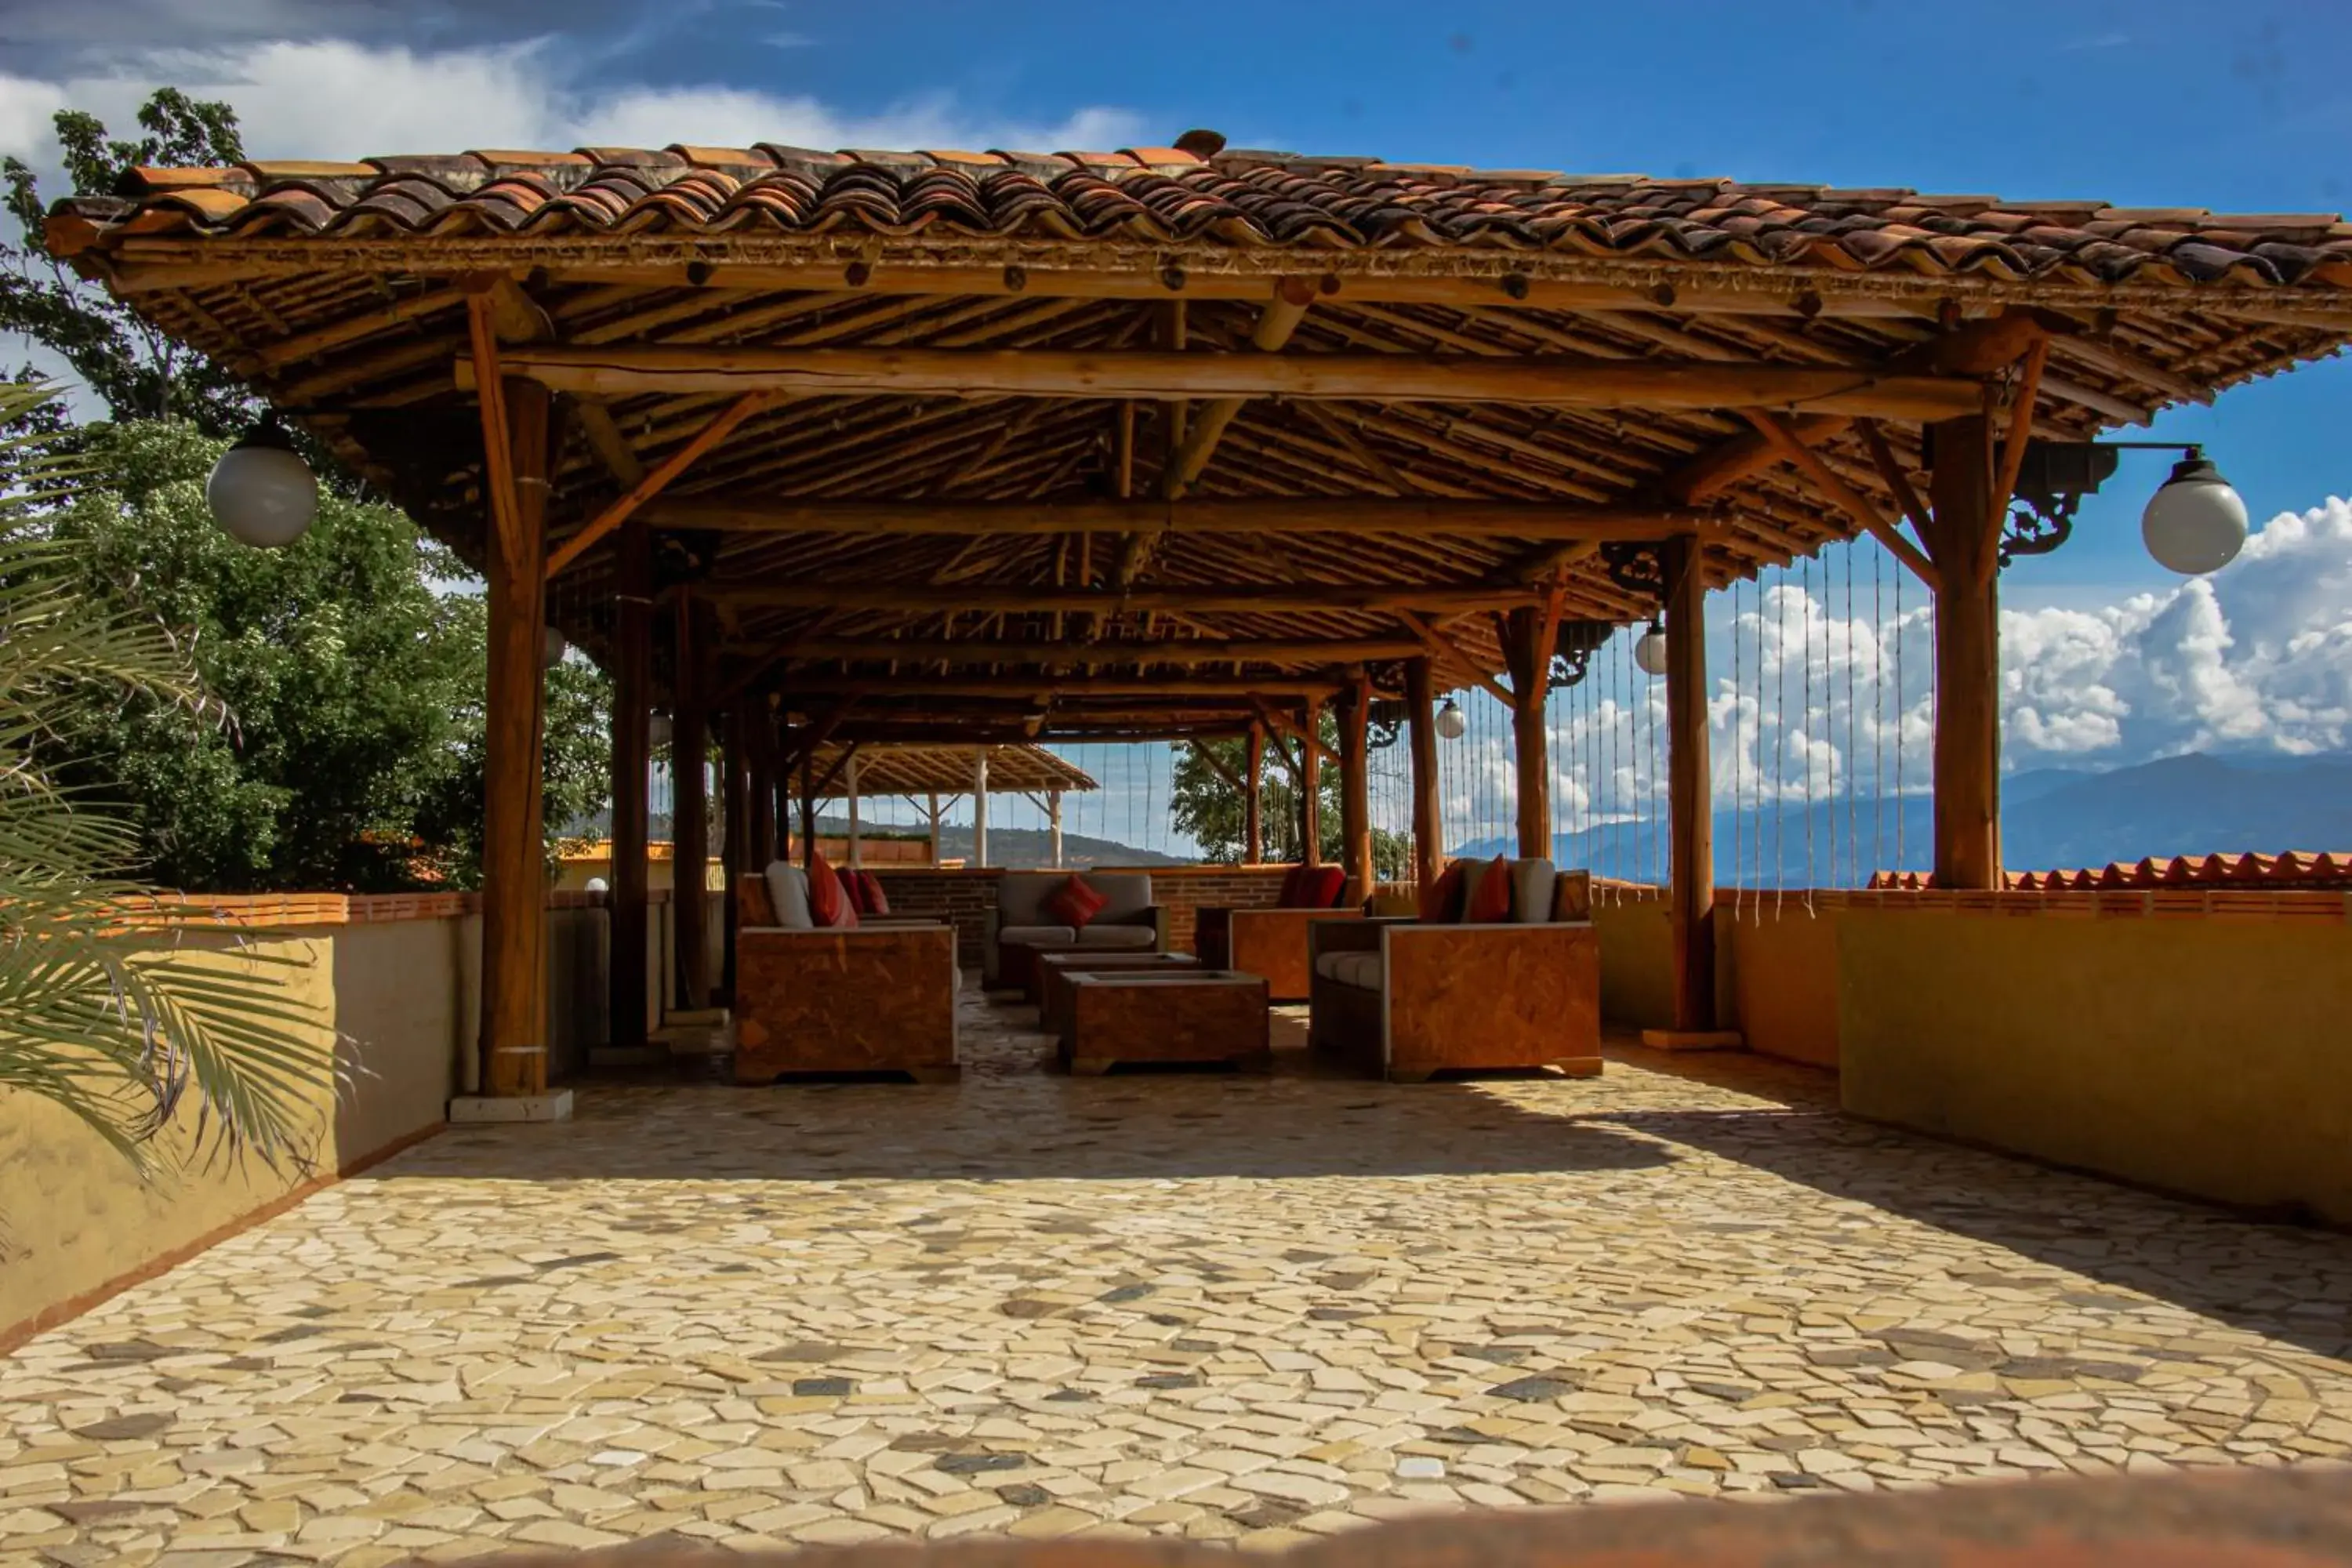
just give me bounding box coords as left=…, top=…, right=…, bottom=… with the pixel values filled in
left=1741, top=410, right=1940, bottom=590
left=786, top=674, right=1351, bottom=700
left=727, top=634, right=1428, bottom=667
left=699, top=583, right=1546, bottom=615
left=457, top=345, right=1986, bottom=421
left=1163, top=278, right=1320, bottom=499
left=543, top=391, right=774, bottom=579
left=638, top=496, right=1711, bottom=539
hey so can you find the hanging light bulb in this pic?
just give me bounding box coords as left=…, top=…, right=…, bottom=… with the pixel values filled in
left=1434, top=695, right=1468, bottom=740
left=543, top=625, right=568, bottom=669
left=2141, top=446, right=2248, bottom=575
left=206, top=414, right=318, bottom=548
left=1634, top=619, right=1671, bottom=677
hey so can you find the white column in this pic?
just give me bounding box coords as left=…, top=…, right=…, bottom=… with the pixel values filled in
left=927, top=790, right=942, bottom=866
left=1049, top=789, right=1064, bottom=869
left=846, top=752, right=862, bottom=869
left=972, top=751, right=990, bottom=869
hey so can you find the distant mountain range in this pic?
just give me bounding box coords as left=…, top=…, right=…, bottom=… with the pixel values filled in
left=1450, top=751, right=2352, bottom=881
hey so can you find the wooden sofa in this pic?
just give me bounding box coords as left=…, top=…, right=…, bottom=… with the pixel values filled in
left=730, top=871, right=960, bottom=1085
left=1308, top=862, right=1600, bottom=1082
left=984, top=870, right=1168, bottom=991
left=1193, top=866, right=1363, bottom=1002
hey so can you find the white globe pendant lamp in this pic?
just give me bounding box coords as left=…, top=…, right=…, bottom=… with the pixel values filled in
left=2140, top=447, right=2248, bottom=575
left=206, top=415, right=318, bottom=548
left=1434, top=695, right=1468, bottom=739
left=1633, top=619, right=1671, bottom=677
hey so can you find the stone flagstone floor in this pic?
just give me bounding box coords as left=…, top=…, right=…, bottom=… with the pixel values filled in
left=4, top=988, right=2350, bottom=1565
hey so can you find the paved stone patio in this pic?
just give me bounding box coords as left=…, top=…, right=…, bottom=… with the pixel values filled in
left=5, top=989, right=2351, bottom=1566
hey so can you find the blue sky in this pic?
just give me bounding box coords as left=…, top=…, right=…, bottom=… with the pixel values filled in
left=5, top=0, right=2348, bottom=857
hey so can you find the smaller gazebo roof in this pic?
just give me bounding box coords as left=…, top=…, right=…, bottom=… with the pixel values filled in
left=800, top=742, right=1094, bottom=799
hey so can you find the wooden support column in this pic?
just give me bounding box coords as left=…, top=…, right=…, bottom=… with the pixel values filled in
left=845, top=751, right=862, bottom=869
left=1405, top=658, right=1443, bottom=897
left=1661, top=535, right=1722, bottom=1039
left=1926, top=416, right=2003, bottom=890
left=478, top=376, right=553, bottom=1097
left=671, top=604, right=711, bottom=1012
left=927, top=791, right=943, bottom=865
left=720, top=706, right=747, bottom=1004
left=1503, top=608, right=1554, bottom=859
left=1298, top=699, right=1323, bottom=866
left=1244, top=724, right=1265, bottom=864
left=1340, top=677, right=1373, bottom=903
left=607, top=517, right=652, bottom=1051
left=797, top=753, right=818, bottom=869
left=972, top=750, right=990, bottom=868
left=747, top=701, right=777, bottom=873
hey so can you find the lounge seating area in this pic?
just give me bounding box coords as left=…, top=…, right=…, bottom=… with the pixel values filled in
left=1310, top=858, right=1602, bottom=1083
left=983, top=870, right=1169, bottom=991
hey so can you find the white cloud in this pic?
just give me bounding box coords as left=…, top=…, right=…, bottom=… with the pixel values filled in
left=0, top=37, right=1142, bottom=172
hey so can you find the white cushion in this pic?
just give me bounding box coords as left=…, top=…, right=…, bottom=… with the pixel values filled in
left=1075, top=924, right=1156, bottom=948
left=1512, top=858, right=1557, bottom=924
left=999, top=924, right=1076, bottom=946
left=1331, top=953, right=1384, bottom=991
left=1313, top=952, right=1352, bottom=982
left=764, top=861, right=814, bottom=930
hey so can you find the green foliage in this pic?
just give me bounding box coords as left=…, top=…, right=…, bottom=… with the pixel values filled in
left=2, top=89, right=255, bottom=434
left=37, top=418, right=609, bottom=891
left=0, top=384, right=330, bottom=1174
left=1172, top=717, right=1410, bottom=877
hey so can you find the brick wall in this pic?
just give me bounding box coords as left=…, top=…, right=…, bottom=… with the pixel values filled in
left=868, top=864, right=1301, bottom=967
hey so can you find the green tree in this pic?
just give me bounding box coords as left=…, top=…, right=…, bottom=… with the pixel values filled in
left=1172, top=717, right=1410, bottom=877
left=38, top=418, right=609, bottom=891
left=2, top=90, right=256, bottom=434
left=0, top=384, right=328, bottom=1173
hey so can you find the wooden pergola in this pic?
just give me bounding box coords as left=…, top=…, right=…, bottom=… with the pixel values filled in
left=49, top=133, right=2352, bottom=1105
left=789, top=742, right=1096, bottom=869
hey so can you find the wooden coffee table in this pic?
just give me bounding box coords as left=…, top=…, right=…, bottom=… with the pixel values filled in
left=1034, top=950, right=1199, bottom=1028
left=1059, top=970, right=1270, bottom=1076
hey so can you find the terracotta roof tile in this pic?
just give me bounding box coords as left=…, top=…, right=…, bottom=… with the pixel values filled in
left=42, top=142, right=2352, bottom=294
left=1871, top=853, right=2352, bottom=892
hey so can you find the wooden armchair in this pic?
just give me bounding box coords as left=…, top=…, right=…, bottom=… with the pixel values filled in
left=1195, top=906, right=1365, bottom=1001
left=730, top=874, right=960, bottom=1085
left=1306, top=866, right=1600, bottom=1082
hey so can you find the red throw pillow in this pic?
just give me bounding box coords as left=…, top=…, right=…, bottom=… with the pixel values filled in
left=1301, top=866, right=1348, bottom=909
left=1418, top=861, right=1466, bottom=924
left=1044, top=873, right=1108, bottom=930
left=1276, top=864, right=1308, bottom=907
left=858, top=871, right=891, bottom=916
left=806, top=849, right=858, bottom=929
left=1464, top=855, right=1514, bottom=923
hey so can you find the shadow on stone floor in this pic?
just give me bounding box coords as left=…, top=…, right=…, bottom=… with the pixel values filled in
left=1586, top=1099, right=2352, bottom=1366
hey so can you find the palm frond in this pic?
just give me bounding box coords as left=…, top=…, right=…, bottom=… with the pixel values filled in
left=0, top=384, right=336, bottom=1178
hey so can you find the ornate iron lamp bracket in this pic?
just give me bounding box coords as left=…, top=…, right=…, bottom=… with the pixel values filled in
left=1599, top=542, right=1665, bottom=600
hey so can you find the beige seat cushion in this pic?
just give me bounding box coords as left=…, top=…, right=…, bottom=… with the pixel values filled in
left=1313, top=952, right=1384, bottom=991
left=1074, top=924, right=1156, bottom=948
left=999, top=924, right=1076, bottom=946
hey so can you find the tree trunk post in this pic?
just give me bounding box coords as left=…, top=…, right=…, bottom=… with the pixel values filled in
left=671, top=604, right=711, bottom=1012
left=1243, top=723, right=1264, bottom=863
left=747, top=699, right=776, bottom=873
left=1663, top=534, right=1719, bottom=1036
left=972, top=750, right=990, bottom=868
left=606, top=516, right=651, bottom=1053
left=1504, top=608, right=1553, bottom=859
left=719, top=706, right=746, bottom=1004
left=1049, top=789, right=1064, bottom=868
left=845, top=750, right=862, bottom=868
left=1405, top=657, right=1443, bottom=897
left=1298, top=699, right=1323, bottom=866
left=477, top=376, right=554, bottom=1105
left=1340, top=676, right=1373, bottom=903
left=1927, top=416, right=2002, bottom=891
left=927, top=790, right=943, bottom=865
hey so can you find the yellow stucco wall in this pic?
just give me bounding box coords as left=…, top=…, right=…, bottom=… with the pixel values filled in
left=0, top=924, right=460, bottom=1342
left=1723, top=903, right=1842, bottom=1066
left=1837, top=909, right=2352, bottom=1222
left=1593, top=897, right=1674, bottom=1031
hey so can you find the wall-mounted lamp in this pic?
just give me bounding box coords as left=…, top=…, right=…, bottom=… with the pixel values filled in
left=2005, top=440, right=2247, bottom=575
